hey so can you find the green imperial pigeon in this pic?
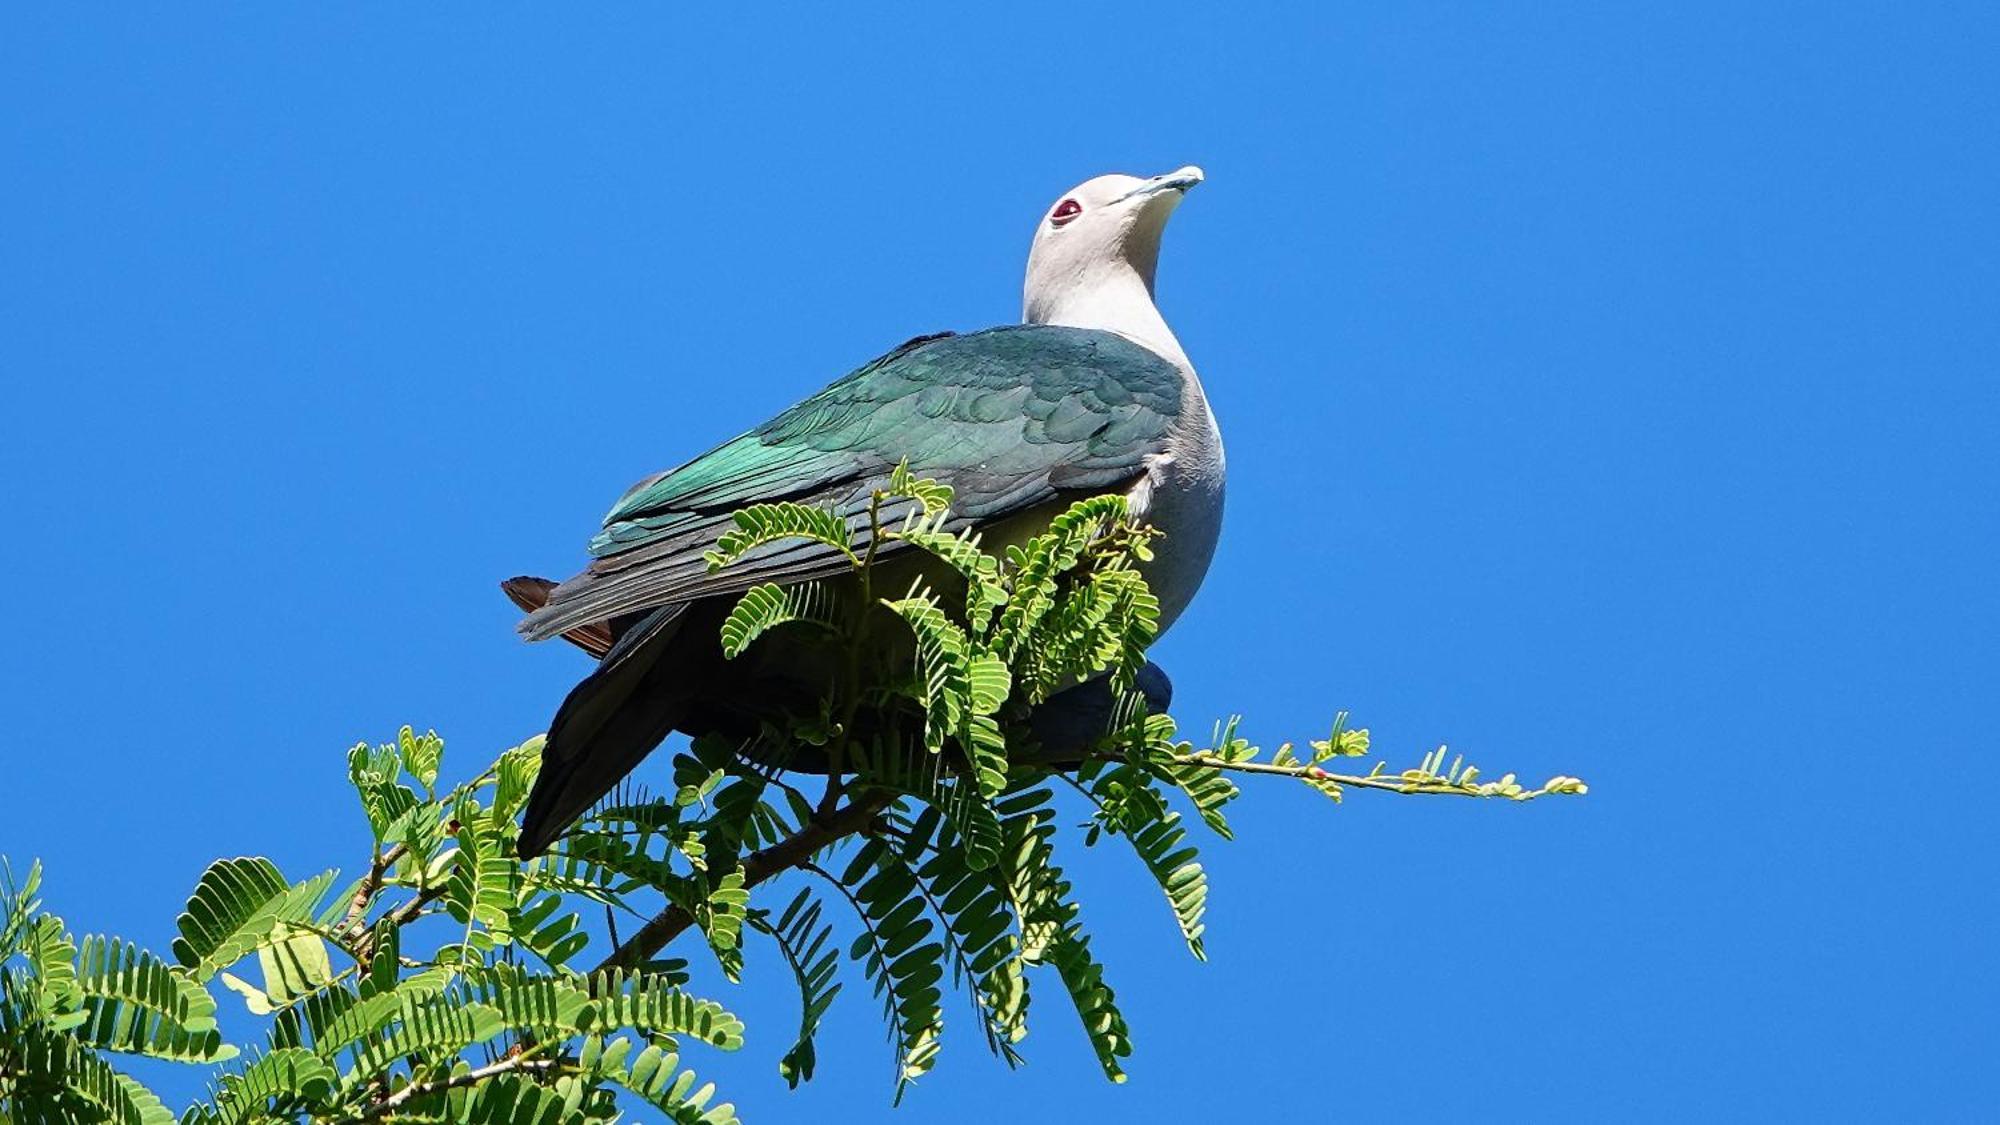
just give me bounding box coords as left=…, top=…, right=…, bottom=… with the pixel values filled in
left=510, top=166, right=1225, bottom=857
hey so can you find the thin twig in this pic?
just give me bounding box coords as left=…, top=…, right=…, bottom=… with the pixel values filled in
left=1164, top=752, right=1539, bottom=798
left=337, top=843, right=407, bottom=941
left=591, top=790, right=897, bottom=974
left=351, top=883, right=450, bottom=964
left=348, top=1050, right=558, bottom=1121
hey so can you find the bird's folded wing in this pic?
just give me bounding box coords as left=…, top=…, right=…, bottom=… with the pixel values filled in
left=519, top=324, right=1183, bottom=641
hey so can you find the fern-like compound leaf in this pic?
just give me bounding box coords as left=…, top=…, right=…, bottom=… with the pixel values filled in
left=884, top=458, right=955, bottom=517
left=171, top=859, right=335, bottom=983
left=445, top=804, right=519, bottom=945
left=839, top=838, right=945, bottom=1101
left=751, top=888, right=843, bottom=1088
left=584, top=969, right=745, bottom=1049
left=9, top=1026, right=176, bottom=1125
left=894, top=525, right=1007, bottom=634
left=704, top=501, right=857, bottom=572
left=182, top=1046, right=336, bottom=1125
left=578, top=1035, right=742, bottom=1125
left=73, top=933, right=235, bottom=1062
left=719, top=581, right=839, bottom=659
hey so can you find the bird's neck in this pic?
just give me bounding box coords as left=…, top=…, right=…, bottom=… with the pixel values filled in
left=1025, top=264, right=1192, bottom=372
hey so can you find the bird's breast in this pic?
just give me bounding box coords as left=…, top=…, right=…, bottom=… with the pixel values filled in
left=1134, top=386, right=1225, bottom=637
left=1134, top=453, right=1224, bottom=637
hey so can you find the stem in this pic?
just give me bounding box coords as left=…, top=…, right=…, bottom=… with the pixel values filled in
left=1163, top=752, right=1513, bottom=797
left=821, top=490, right=890, bottom=820
left=752, top=766, right=818, bottom=814
left=591, top=790, right=897, bottom=974
left=337, top=843, right=407, bottom=941
left=351, top=883, right=449, bottom=964
left=351, top=1049, right=558, bottom=1120
left=1052, top=771, right=1111, bottom=815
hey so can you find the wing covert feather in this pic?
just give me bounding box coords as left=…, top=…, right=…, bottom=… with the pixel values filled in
left=520, top=325, right=1181, bottom=641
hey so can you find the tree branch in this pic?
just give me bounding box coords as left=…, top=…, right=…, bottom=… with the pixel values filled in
left=350, top=882, right=450, bottom=964
left=591, top=789, right=899, bottom=974
left=351, top=1050, right=558, bottom=1121
left=337, top=843, right=407, bottom=941
left=1160, top=751, right=1586, bottom=800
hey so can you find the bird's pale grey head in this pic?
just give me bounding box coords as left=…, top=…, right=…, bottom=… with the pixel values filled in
left=1022, top=166, right=1203, bottom=361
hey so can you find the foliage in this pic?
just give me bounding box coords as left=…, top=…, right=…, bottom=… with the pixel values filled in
left=0, top=469, right=1584, bottom=1120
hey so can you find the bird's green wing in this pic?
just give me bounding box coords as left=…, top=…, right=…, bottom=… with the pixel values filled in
left=519, top=325, right=1182, bottom=641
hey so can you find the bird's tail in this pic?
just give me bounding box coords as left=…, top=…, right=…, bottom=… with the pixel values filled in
left=501, top=576, right=616, bottom=658
left=515, top=604, right=692, bottom=858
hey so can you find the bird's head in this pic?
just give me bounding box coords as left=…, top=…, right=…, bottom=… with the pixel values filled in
left=1023, top=166, right=1203, bottom=339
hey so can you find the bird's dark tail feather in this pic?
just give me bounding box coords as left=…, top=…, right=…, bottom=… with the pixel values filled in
left=515, top=604, right=690, bottom=858
left=502, top=576, right=616, bottom=658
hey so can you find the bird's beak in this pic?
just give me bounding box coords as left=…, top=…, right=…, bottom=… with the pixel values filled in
left=1120, top=165, right=1206, bottom=202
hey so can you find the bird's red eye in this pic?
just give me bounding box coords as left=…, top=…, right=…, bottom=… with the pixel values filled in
left=1051, top=198, right=1082, bottom=225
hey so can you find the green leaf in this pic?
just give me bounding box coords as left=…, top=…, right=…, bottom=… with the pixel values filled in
left=750, top=889, right=843, bottom=1088
left=436, top=1070, right=594, bottom=1124
left=893, top=525, right=1007, bottom=634
left=963, top=714, right=1010, bottom=807
left=511, top=890, right=590, bottom=970
left=991, top=493, right=1130, bottom=666
left=967, top=655, right=1011, bottom=715
left=1081, top=753, right=1208, bottom=959
left=1091, top=567, right=1162, bottom=689
left=361, top=917, right=399, bottom=1000
left=1309, top=712, right=1371, bottom=760
left=185, top=1046, right=337, bottom=1125
left=0, top=857, right=43, bottom=963
left=718, top=580, right=839, bottom=659
left=839, top=838, right=945, bottom=1101
left=904, top=808, right=1029, bottom=1060
left=254, top=924, right=332, bottom=1008
left=884, top=592, right=970, bottom=745
left=346, top=742, right=419, bottom=843
left=578, top=1036, right=741, bottom=1125
left=704, top=501, right=857, bottom=572
left=341, top=994, right=507, bottom=1090
left=847, top=741, right=1002, bottom=871
left=994, top=783, right=1133, bottom=1081
left=1045, top=926, right=1131, bottom=1082
left=218, top=970, right=276, bottom=1017
left=5, top=1026, right=175, bottom=1125
left=463, top=962, right=593, bottom=1038
left=22, top=912, right=85, bottom=1029
left=883, top=459, right=955, bottom=516
left=171, top=859, right=335, bottom=982
left=399, top=725, right=444, bottom=792
left=884, top=590, right=1011, bottom=797
left=696, top=870, right=750, bottom=982
left=492, top=735, right=545, bottom=824
left=995, top=786, right=1064, bottom=962
left=73, top=933, right=236, bottom=1061
left=584, top=970, right=745, bottom=1049
left=1124, top=812, right=1207, bottom=961
left=1153, top=716, right=1251, bottom=839
left=306, top=968, right=454, bottom=1058
left=445, top=806, right=519, bottom=944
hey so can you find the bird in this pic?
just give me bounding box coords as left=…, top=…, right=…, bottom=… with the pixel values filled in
left=510, top=166, right=1224, bottom=857
left=501, top=575, right=1176, bottom=776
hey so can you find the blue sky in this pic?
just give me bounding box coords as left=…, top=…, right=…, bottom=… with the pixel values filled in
left=3, top=4, right=1993, bottom=1120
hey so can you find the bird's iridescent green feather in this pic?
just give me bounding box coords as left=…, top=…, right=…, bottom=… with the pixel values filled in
left=522, top=325, right=1181, bottom=641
